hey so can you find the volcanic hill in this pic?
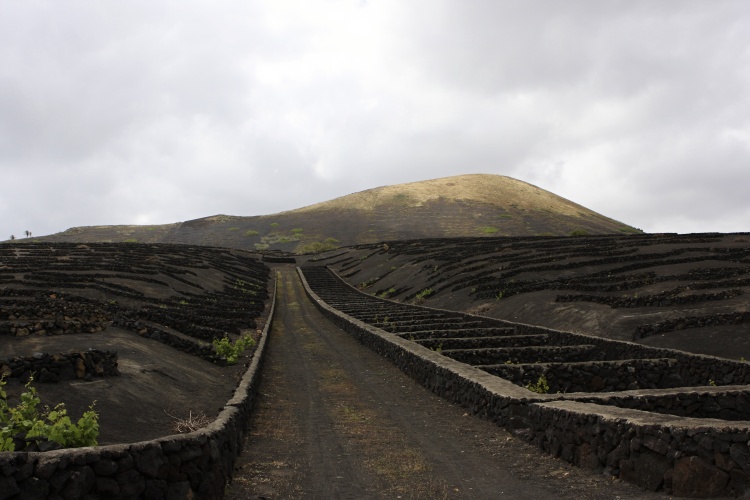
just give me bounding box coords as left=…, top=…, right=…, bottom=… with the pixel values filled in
left=36, top=175, right=639, bottom=251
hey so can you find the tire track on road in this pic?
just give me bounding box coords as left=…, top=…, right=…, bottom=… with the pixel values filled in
left=227, top=267, right=660, bottom=499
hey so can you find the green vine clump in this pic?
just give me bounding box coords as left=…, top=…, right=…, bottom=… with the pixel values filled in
left=525, top=375, right=550, bottom=394
left=213, top=334, right=257, bottom=365
left=412, top=288, right=434, bottom=304
left=0, top=377, right=99, bottom=452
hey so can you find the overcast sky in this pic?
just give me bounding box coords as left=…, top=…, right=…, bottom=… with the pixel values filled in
left=2, top=1, right=749, bottom=240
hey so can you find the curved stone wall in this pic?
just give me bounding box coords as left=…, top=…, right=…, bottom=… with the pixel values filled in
left=0, top=278, right=276, bottom=500
left=298, top=266, right=750, bottom=497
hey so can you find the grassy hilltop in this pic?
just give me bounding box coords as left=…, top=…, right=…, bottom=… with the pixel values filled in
left=34, top=174, right=639, bottom=251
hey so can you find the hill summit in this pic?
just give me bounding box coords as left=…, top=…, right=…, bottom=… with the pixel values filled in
left=38, top=174, right=639, bottom=251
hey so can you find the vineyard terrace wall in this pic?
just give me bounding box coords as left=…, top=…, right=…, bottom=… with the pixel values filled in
left=1, top=349, right=119, bottom=383
left=0, top=276, right=276, bottom=500
left=298, top=267, right=750, bottom=497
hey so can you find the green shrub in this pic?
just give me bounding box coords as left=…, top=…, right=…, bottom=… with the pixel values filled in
left=412, top=288, right=434, bottom=304
left=0, top=377, right=99, bottom=451
left=244, top=230, right=259, bottom=236
left=297, top=240, right=339, bottom=254
left=479, top=226, right=499, bottom=234
left=212, top=334, right=257, bottom=365
left=570, top=229, right=589, bottom=237
left=525, top=375, right=550, bottom=394
left=291, top=228, right=303, bottom=234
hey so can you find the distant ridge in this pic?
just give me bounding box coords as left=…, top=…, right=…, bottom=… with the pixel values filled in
left=34, top=174, right=640, bottom=251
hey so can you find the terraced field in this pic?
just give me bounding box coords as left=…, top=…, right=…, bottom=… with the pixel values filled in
left=0, top=242, right=270, bottom=444
left=299, top=265, right=750, bottom=496
left=313, top=232, right=750, bottom=359
left=3, top=233, right=750, bottom=497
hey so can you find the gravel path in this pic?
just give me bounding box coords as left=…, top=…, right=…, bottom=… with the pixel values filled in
left=226, top=267, right=661, bottom=499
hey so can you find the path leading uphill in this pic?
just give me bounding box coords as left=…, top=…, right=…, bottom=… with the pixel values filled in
left=225, top=267, right=658, bottom=499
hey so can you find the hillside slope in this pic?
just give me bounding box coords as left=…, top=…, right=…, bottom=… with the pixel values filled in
left=306, top=232, right=750, bottom=359
left=36, top=174, right=639, bottom=251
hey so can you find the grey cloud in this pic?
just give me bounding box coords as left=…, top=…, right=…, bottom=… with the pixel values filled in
left=2, top=0, right=749, bottom=240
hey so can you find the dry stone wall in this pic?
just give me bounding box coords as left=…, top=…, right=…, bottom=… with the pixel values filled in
left=299, top=265, right=750, bottom=497
left=0, top=250, right=276, bottom=500
left=0, top=350, right=119, bottom=383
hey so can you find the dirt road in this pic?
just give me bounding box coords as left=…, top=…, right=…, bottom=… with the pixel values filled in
left=226, top=268, right=659, bottom=499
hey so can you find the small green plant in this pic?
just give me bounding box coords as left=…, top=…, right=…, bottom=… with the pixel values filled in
left=269, top=222, right=279, bottom=227
left=495, top=291, right=504, bottom=301
left=479, top=226, right=499, bottom=234
left=0, top=377, right=99, bottom=451
left=296, top=239, right=339, bottom=254
left=570, top=229, right=589, bottom=237
left=709, top=379, right=717, bottom=386
left=525, top=375, right=550, bottom=394
left=413, top=288, right=433, bottom=304
left=228, top=227, right=240, bottom=231
left=234, top=279, right=258, bottom=295
left=291, top=228, right=303, bottom=234
left=212, top=334, right=257, bottom=365
left=244, top=230, right=259, bottom=236
left=123, top=238, right=138, bottom=243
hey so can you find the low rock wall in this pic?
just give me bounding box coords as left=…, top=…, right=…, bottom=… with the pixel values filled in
left=299, top=267, right=750, bottom=497
left=482, top=358, right=683, bottom=393
left=571, top=387, right=750, bottom=421
left=0, top=294, right=112, bottom=337
left=635, top=311, right=750, bottom=340
left=0, top=278, right=276, bottom=500
left=443, top=344, right=597, bottom=365
left=516, top=323, right=750, bottom=387
left=556, top=288, right=743, bottom=309
left=525, top=401, right=750, bottom=497
left=1, top=350, right=119, bottom=383
left=112, top=315, right=217, bottom=363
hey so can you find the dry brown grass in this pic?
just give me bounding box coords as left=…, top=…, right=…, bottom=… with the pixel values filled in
left=165, top=410, right=212, bottom=433
left=292, top=174, right=594, bottom=218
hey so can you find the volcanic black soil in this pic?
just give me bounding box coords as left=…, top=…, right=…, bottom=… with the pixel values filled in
left=0, top=242, right=270, bottom=445
left=4, top=234, right=750, bottom=497
left=311, top=232, right=750, bottom=360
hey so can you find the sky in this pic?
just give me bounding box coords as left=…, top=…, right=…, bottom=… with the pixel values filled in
left=1, top=0, right=749, bottom=240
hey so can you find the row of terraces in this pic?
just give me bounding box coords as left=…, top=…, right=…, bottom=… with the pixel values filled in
left=0, top=242, right=270, bottom=366
left=299, top=265, right=750, bottom=496
left=314, top=232, right=750, bottom=344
